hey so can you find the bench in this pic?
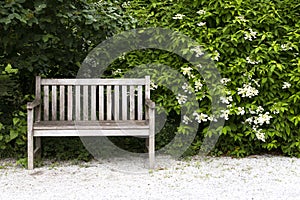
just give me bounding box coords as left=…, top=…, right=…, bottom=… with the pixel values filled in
left=27, top=76, right=155, bottom=169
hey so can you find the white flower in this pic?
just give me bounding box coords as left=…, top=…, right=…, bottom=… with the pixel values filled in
left=196, top=10, right=206, bottom=15
left=246, top=57, right=259, bottom=65
left=193, top=112, right=208, bottom=123
left=254, top=129, right=266, bottom=142
left=245, top=117, right=253, bottom=124
left=182, top=115, right=192, bottom=124
left=197, top=22, right=206, bottom=26
left=181, top=66, right=192, bottom=75
left=220, top=96, right=232, bottom=105
left=249, top=29, right=257, bottom=37
left=182, top=83, right=193, bottom=94
left=281, top=43, right=293, bottom=51
left=112, top=69, right=122, bottom=75
left=194, top=80, right=203, bottom=92
left=236, top=15, right=247, bottom=22
left=191, top=46, right=204, bottom=57
left=150, top=81, right=158, bottom=90
left=282, top=82, right=291, bottom=89
left=212, top=50, right=220, bottom=61
left=173, top=14, right=185, bottom=20
left=256, top=106, right=264, bottom=113
left=255, top=112, right=272, bottom=126
left=220, top=78, right=231, bottom=85
left=220, top=109, right=230, bottom=120
left=244, top=29, right=257, bottom=41
left=176, top=94, right=187, bottom=104
left=196, top=63, right=203, bottom=68
left=237, top=83, right=259, bottom=98
left=237, top=107, right=245, bottom=115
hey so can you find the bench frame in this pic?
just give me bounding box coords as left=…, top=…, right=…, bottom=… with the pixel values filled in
left=27, top=76, right=155, bottom=169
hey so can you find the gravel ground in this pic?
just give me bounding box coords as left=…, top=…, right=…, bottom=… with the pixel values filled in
left=0, top=155, right=299, bottom=200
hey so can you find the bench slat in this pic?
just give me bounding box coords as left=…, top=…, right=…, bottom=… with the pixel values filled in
left=138, top=85, right=143, bottom=120
left=83, top=85, right=89, bottom=120
left=99, top=86, right=104, bottom=120
left=76, top=85, right=81, bottom=120
left=34, top=120, right=148, bottom=129
left=106, top=86, right=112, bottom=120
left=67, top=86, right=73, bottom=121
left=114, top=85, right=119, bottom=120
left=43, top=86, right=49, bottom=121
left=51, top=85, right=57, bottom=120
left=130, top=86, right=135, bottom=120
left=59, top=86, right=65, bottom=120
left=91, top=85, right=97, bottom=120
left=122, top=85, right=127, bottom=120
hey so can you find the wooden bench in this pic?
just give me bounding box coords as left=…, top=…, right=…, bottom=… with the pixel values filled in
left=27, top=76, right=155, bottom=169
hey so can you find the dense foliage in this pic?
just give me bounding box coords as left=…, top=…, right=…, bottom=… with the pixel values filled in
left=0, top=0, right=135, bottom=157
left=118, top=0, right=300, bottom=157
left=0, top=0, right=299, bottom=160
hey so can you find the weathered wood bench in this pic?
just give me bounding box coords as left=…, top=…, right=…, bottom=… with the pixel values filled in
left=27, top=76, right=155, bottom=169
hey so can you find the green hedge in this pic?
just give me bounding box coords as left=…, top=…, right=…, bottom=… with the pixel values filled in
left=116, top=0, right=300, bottom=157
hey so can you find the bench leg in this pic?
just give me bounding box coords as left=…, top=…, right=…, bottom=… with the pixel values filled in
left=27, top=108, right=34, bottom=170
left=28, top=135, right=34, bottom=170
left=35, top=137, right=41, bottom=159
left=149, top=135, right=155, bottom=169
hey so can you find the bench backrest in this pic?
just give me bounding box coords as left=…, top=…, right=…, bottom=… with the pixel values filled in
left=34, top=76, right=150, bottom=122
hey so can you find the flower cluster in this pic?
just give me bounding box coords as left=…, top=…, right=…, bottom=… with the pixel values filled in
left=150, top=81, right=158, bottom=90
left=176, top=94, right=187, bottom=104
left=182, top=83, right=193, bottom=94
left=191, top=46, right=204, bottom=57
left=237, top=83, right=259, bottom=98
left=246, top=57, right=259, bottom=65
left=193, top=112, right=208, bottom=123
left=182, top=115, right=192, bottom=124
left=181, top=66, right=195, bottom=79
left=173, top=14, right=185, bottom=20
left=281, top=43, right=293, bottom=51
left=212, top=50, right=220, bottom=61
left=236, top=15, right=247, bottom=22
left=244, top=29, right=257, bottom=41
left=220, top=78, right=231, bottom=85
left=282, top=82, right=291, bottom=89
left=244, top=106, right=273, bottom=142
left=194, top=79, right=203, bottom=92
left=196, top=10, right=206, bottom=15
left=220, top=109, right=230, bottom=120
left=197, top=22, right=206, bottom=27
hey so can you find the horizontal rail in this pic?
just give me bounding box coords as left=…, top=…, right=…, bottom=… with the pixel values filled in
left=41, top=78, right=146, bottom=85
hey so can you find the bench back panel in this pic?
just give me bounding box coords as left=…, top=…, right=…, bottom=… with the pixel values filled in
left=37, top=77, right=150, bottom=122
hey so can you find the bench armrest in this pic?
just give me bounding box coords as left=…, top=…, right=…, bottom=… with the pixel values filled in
left=27, top=99, right=41, bottom=110
left=145, top=99, right=155, bottom=109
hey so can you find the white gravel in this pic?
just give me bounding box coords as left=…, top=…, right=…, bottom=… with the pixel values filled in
left=0, top=155, right=299, bottom=200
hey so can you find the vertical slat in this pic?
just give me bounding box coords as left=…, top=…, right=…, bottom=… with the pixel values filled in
left=99, top=86, right=104, bottom=120
left=107, top=86, right=112, bottom=120
left=67, top=86, right=73, bottom=121
left=91, top=85, right=97, bottom=120
left=35, top=76, right=41, bottom=122
left=43, top=86, right=49, bottom=121
left=83, top=85, right=89, bottom=120
left=130, top=85, right=135, bottom=120
left=76, top=85, right=81, bottom=120
left=114, top=85, right=119, bottom=120
left=137, top=85, right=143, bottom=120
left=52, top=86, right=57, bottom=120
left=122, top=85, right=127, bottom=120
left=59, top=85, right=65, bottom=120
left=145, top=76, right=150, bottom=120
